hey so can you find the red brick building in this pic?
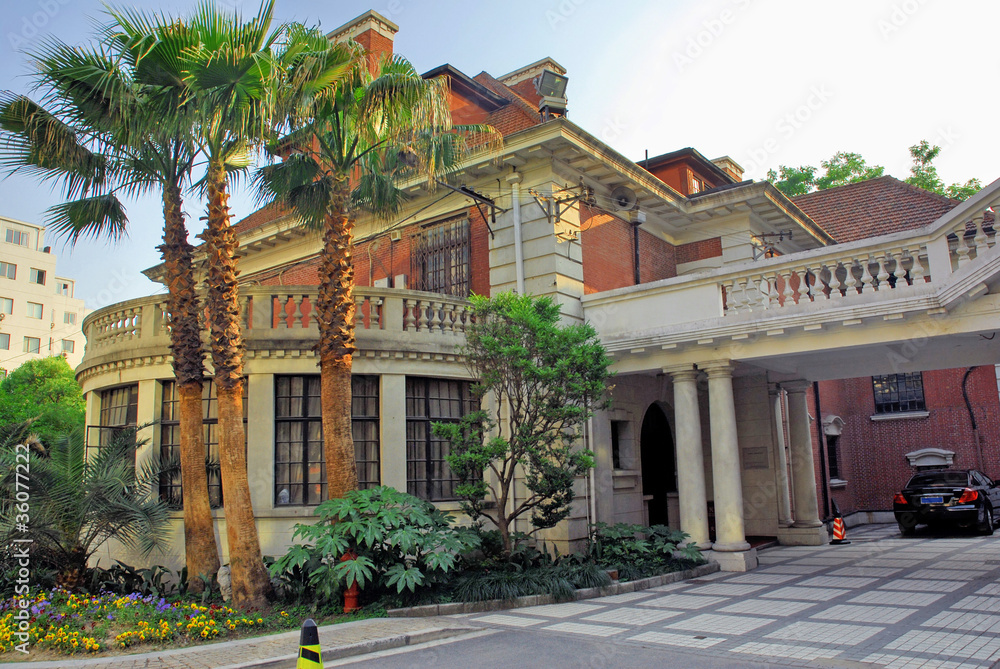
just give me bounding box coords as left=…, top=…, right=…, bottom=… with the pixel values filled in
left=794, top=178, right=1000, bottom=524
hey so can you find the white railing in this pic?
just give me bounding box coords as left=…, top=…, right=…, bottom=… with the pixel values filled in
left=80, top=286, right=471, bottom=367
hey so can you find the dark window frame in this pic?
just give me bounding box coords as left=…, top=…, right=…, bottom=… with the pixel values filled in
left=410, top=217, right=471, bottom=297
left=0, top=262, right=14, bottom=279
left=827, top=433, right=841, bottom=480
left=29, top=268, right=45, bottom=285
left=159, top=379, right=247, bottom=509
left=405, top=377, right=477, bottom=502
left=872, top=372, right=926, bottom=414
left=274, top=375, right=381, bottom=506
left=610, top=420, right=624, bottom=470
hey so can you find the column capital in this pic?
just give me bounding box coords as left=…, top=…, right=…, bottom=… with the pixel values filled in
left=505, top=170, right=523, bottom=185
left=662, top=364, right=697, bottom=381
left=698, top=360, right=733, bottom=378
left=781, top=379, right=811, bottom=393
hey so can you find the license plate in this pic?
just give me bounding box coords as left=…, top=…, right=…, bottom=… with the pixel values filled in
left=922, top=495, right=944, bottom=504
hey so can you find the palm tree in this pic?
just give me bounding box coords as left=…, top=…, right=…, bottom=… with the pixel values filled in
left=164, top=0, right=353, bottom=609
left=255, top=52, right=501, bottom=499
left=0, top=28, right=222, bottom=592
left=0, top=426, right=171, bottom=591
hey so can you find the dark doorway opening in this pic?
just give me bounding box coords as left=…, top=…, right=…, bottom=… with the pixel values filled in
left=640, top=404, right=676, bottom=527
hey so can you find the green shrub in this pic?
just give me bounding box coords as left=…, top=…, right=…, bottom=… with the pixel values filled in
left=269, top=487, right=480, bottom=607
left=588, top=522, right=704, bottom=581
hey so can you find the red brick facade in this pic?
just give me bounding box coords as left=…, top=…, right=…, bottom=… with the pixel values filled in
left=815, top=367, right=1000, bottom=517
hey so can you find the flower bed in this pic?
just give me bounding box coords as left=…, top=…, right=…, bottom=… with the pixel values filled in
left=0, top=589, right=374, bottom=657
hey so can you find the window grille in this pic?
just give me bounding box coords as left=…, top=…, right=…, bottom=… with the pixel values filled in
left=872, top=373, right=926, bottom=414
left=410, top=218, right=471, bottom=297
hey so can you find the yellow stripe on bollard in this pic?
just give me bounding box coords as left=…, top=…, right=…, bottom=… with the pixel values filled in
left=297, top=618, right=323, bottom=668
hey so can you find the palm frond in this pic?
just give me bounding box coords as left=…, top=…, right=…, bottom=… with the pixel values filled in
left=45, top=193, right=129, bottom=245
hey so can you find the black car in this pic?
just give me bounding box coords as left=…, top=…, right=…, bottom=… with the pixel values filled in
left=893, top=469, right=1000, bottom=536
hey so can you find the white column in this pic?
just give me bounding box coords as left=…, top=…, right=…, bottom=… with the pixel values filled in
left=702, top=362, right=750, bottom=552
left=665, top=365, right=711, bottom=549
left=380, top=374, right=408, bottom=491
left=784, top=381, right=822, bottom=528
left=769, top=384, right=794, bottom=527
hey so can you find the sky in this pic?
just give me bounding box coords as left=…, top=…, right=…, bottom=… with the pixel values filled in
left=1, top=0, right=998, bottom=310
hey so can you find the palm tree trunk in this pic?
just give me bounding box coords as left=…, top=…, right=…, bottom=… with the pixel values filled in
left=201, top=160, right=271, bottom=610
left=160, top=183, right=220, bottom=594
left=317, top=182, right=359, bottom=499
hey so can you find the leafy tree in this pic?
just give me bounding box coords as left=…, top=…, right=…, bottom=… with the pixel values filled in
left=0, top=426, right=170, bottom=591
left=765, top=165, right=816, bottom=197
left=767, top=142, right=980, bottom=201
left=255, top=49, right=501, bottom=500
left=814, top=152, right=884, bottom=190
left=905, top=140, right=982, bottom=201
left=435, top=293, right=613, bottom=554
left=0, top=357, right=84, bottom=448
left=767, top=152, right=883, bottom=196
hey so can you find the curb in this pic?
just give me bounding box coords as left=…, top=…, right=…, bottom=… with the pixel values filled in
left=216, top=625, right=479, bottom=669
left=386, top=562, right=719, bottom=618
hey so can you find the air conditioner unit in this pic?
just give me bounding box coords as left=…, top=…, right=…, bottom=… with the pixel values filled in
left=389, top=230, right=402, bottom=242
left=373, top=277, right=389, bottom=288
left=394, top=274, right=407, bottom=289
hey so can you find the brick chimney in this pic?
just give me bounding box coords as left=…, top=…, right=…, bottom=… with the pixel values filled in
left=326, top=10, right=398, bottom=69
left=712, top=156, right=745, bottom=182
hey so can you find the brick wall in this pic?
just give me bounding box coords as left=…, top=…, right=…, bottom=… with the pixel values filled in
left=815, top=366, right=1000, bottom=516
left=676, top=238, right=722, bottom=265
left=580, top=206, right=677, bottom=294
left=246, top=205, right=491, bottom=296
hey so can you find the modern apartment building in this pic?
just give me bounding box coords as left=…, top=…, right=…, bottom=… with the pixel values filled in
left=0, top=216, right=87, bottom=374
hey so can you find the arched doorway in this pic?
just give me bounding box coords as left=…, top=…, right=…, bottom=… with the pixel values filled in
left=640, top=404, right=677, bottom=527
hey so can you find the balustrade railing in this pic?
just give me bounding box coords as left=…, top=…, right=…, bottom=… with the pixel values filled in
left=81, top=287, right=471, bottom=364
left=721, top=245, right=927, bottom=314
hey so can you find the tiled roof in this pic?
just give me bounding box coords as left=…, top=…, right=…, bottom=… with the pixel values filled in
left=792, top=176, right=960, bottom=243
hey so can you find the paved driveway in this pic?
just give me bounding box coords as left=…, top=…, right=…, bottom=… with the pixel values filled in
left=456, top=524, right=1000, bottom=668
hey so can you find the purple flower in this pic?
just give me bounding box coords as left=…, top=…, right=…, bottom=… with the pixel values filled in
left=107, top=614, right=114, bottom=621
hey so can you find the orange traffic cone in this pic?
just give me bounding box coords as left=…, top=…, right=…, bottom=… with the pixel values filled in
left=830, top=502, right=851, bottom=545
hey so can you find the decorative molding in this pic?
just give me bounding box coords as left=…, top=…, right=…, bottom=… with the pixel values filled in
left=905, top=447, right=955, bottom=469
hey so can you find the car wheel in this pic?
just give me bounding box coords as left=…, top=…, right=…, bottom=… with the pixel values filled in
left=898, top=521, right=915, bottom=536
left=979, top=506, right=994, bottom=536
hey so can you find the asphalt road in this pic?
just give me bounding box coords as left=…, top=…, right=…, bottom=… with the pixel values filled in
left=328, top=628, right=787, bottom=669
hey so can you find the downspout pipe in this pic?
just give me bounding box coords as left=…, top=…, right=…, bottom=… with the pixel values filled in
left=507, top=171, right=525, bottom=295
left=812, top=381, right=831, bottom=520
left=632, top=222, right=641, bottom=285
left=962, top=367, right=985, bottom=470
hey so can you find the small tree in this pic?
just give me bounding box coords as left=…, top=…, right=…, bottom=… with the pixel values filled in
left=435, top=293, right=613, bottom=554
left=0, top=357, right=84, bottom=449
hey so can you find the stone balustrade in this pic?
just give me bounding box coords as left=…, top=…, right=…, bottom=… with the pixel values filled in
left=79, top=286, right=472, bottom=372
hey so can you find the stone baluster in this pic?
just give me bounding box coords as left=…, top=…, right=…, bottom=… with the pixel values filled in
left=454, top=305, right=467, bottom=333
left=443, top=302, right=457, bottom=332
left=910, top=248, right=926, bottom=282
left=842, top=259, right=858, bottom=295
left=290, top=295, right=305, bottom=328
left=428, top=301, right=443, bottom=332
left=767, top=273, right=780, bottom=307
left=974, top=215, right=990, bottom=257
left=740, top=277, right=756, bottom=311
left=874, top=254, right=890, bottom=291
left=404, top=299, right=416, bottom=332
left=276, top=294, right=289, bottom=328
left=827, top=262, right=842, bottom=300
left=955, top=223, right=971, bottom=267
left=721, top=281, right=736, bottom=314
left=416, top=300, right=428, bottom=331
left=355, top=295, right=367, bottom=329
left=796, top=268, right=811, bottom=303
left=371, top=298, right=383, bottom=329
left=891, top=249, right=908, bottom=286
left=860, top=256, right=875, bottom=294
